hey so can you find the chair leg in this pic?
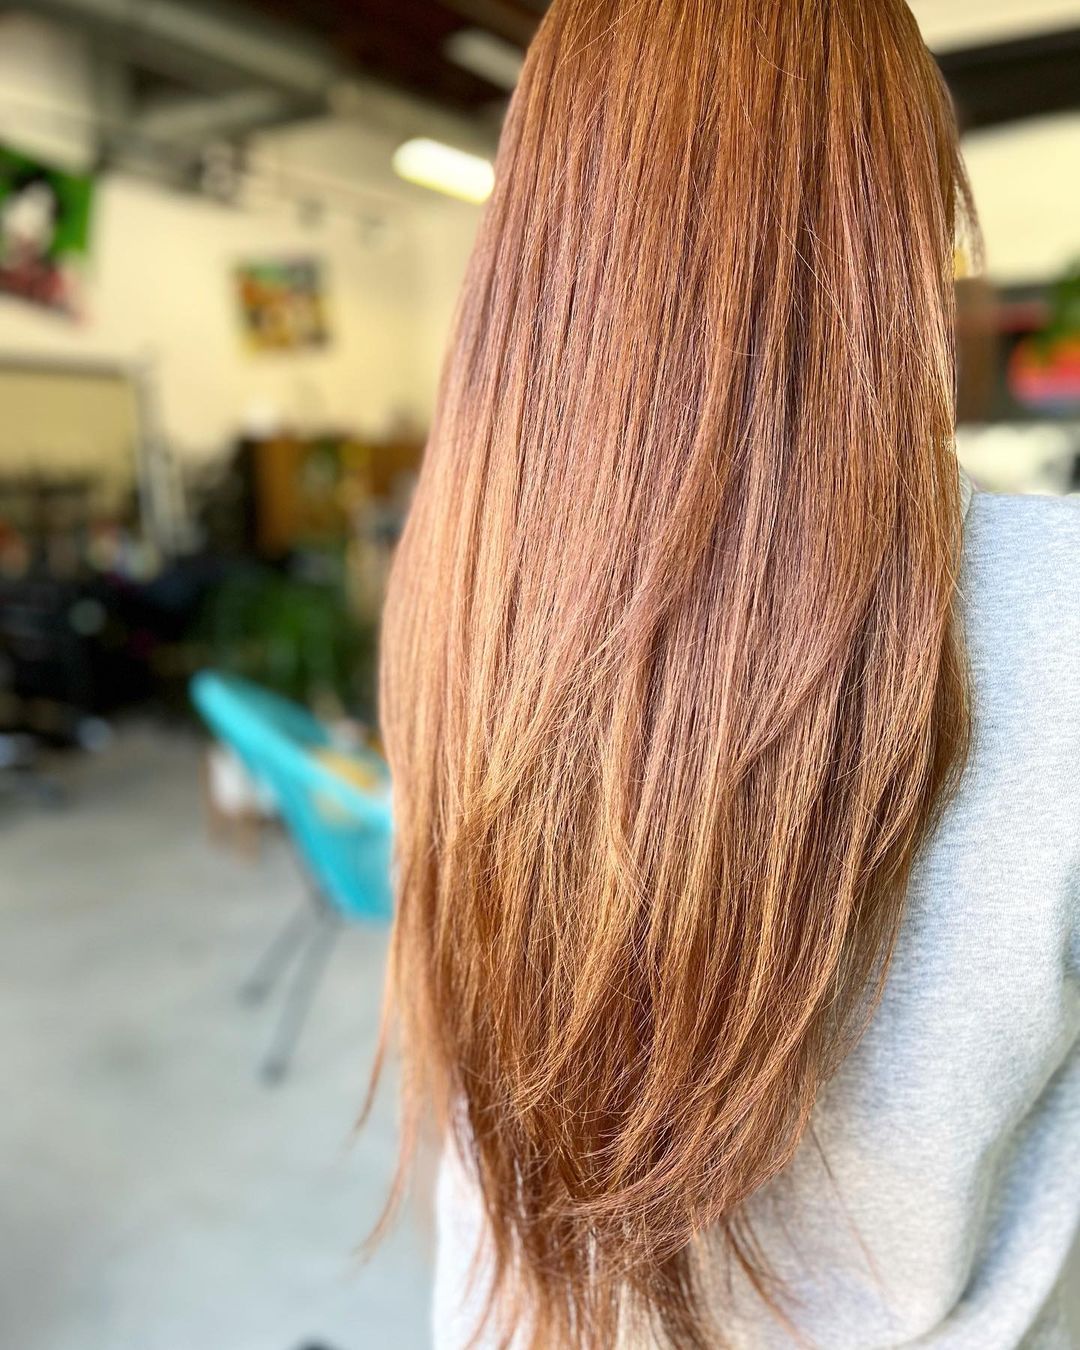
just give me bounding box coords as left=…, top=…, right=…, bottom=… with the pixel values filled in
left=239, top=902, right=313, bottom=1005
left=259, top=911, right=341, bottom=1084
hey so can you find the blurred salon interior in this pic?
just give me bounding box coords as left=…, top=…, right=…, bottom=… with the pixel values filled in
left=0, top=2, right=1077, bottom=1348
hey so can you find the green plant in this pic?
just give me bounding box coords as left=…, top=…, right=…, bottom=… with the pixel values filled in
left=195, top=563, right=376, bottom=717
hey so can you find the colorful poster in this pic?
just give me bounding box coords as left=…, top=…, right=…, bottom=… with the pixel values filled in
left=235, top=258, right=330, bottom=352
left=0, top=146, right=94, bottom=316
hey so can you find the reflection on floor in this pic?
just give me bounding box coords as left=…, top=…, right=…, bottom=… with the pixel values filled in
left=0, top=727, right=430, bottom=1350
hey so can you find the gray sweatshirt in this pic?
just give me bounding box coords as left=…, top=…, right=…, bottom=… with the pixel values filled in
left=433, top=481, right=1080, bottom=1349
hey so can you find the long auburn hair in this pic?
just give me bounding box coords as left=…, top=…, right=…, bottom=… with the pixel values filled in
left=378, top=1, right=974, bottom=1345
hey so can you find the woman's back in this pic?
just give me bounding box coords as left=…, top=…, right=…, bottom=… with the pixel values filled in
left=434, top=486, right=1080, bottom=1349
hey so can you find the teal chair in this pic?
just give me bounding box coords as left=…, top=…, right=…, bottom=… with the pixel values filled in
left=191, top=670, right=393, bottom=1080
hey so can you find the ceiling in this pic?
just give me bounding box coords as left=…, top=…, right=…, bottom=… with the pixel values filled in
left=244, top=0, right=1080, bottom=129
left=249, top=0, right=541, bottom=114
left=8, top=0, right=1079, bottom=185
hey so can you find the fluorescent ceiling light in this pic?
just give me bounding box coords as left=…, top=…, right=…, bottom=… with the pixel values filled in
left=392, top=137, right=494, bottom=204
left=444, top=27, right=524, bottom=92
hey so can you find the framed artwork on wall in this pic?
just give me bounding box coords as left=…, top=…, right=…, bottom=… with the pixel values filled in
left=234, top=258, right=330, bottom=352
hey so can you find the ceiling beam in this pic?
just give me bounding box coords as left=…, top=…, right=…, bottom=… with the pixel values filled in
left=134, top=87, right=304, bottom=143
left=438, top=0, right=539, bottom=49
left=940, top=26, right=1080, bottom=131
left=16, top=0, right=343, bottom=98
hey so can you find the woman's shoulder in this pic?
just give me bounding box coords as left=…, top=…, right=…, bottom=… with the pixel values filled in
left=963, top=487, right=1080, bottom=603
left=961, top=486, right=1080, bottom=715
left=972, top=480, right=1080, bottom=537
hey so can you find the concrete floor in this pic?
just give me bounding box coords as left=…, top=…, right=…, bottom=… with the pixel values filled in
left=0, top=727, right=431, bottom=1350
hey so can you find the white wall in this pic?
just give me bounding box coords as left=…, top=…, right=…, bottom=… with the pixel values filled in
left=0, top=175, right=426, bottom=463
left=911, top=0, right=1080, bottom=51
left=246, top=114, right=482, bottom=433
left=962, top=113, right=1080, bottom=284
left=0, top=13, right=483, bottom=467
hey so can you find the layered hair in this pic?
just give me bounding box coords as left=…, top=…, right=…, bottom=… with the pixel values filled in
left=378, top=1, right=975, bottom=1344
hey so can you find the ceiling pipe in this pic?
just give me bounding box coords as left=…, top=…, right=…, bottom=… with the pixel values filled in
left=17, top=0, right=343, bottom=99
left=134, top=88, right=299, bottom=144
left=440, top=0, right=538, bottom=49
